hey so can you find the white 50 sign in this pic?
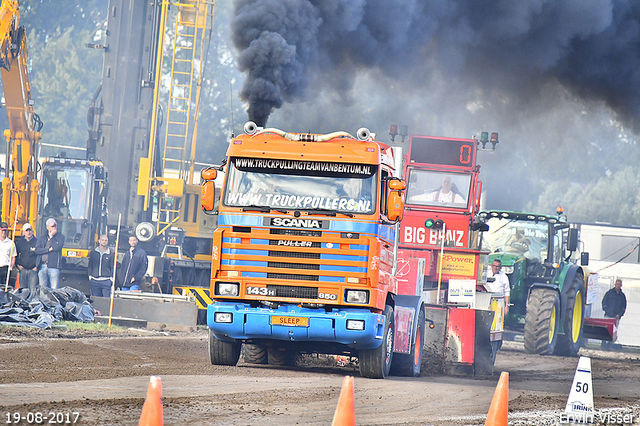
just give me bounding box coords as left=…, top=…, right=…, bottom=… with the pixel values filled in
left=402, top=226, right=465, bottom=247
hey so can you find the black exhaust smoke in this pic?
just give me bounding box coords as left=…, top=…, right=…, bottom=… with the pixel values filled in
left=232, top=0, right=640, bottom=131
left=232, top=0, right=320, bottom=127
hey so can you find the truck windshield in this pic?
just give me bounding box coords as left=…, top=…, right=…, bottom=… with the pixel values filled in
left=482, top=218, right=549, bottom=261
left=405, top=169, right=471, bottom=208
left=224, top=157, right=377, bottom=214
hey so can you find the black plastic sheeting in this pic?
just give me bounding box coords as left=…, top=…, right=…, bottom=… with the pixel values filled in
left=0, top=286, right=95, bottom=329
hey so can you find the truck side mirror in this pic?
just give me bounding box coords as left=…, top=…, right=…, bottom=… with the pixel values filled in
left=200, top=167, right=217, bottom=212
left=388, top=179, right=406, bottom=191
left=473, top=222, right=489, bottom=232
left=201, top=167, right=217, bottom=181
left=201, top=181, right=216, bottom=211
left=387, top=191, right=404, bottom=222
left=568, top=228, right=578, bottom=252
left=581, top=252, right=589, bottom=266
left=386, top=178, right=406, bottom=222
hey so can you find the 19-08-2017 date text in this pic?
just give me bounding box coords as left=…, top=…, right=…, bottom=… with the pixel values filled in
left=5, top=412, right=80, bottom=424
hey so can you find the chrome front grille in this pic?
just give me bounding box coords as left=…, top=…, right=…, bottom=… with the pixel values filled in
left=220, top=225, right=371, bottom=287
left=268, top=261, right=320, bottom=270
left=266, top=273, right=319, bottom=282
left=268, top=250, right=321, bottom=259
left=270, top=229, right=322, bottom=237
left=266, top=284, right=319, bottom=298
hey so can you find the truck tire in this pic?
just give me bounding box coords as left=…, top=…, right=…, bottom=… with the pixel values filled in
left=390, top=306, right=424, bottom=377
left=524, top=288, right=560, bottom=355
left=267, top=347, right=297, bottom=366
left=243, top=343, right=268, bottom=364
left=554, top=273, right=586, bottom=357
left=359, top=305, right=394, bottom=379
left=208, top=328, right=241, bottom=366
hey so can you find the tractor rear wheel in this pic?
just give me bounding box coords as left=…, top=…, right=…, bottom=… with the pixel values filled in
left=359, top=305, right=394, bottom=379
left=390, top=306, right=425, bottom=377
left=208, top=328, right=241, bottom=365
left=524, top=288, right=560, bottom=355
left=243, top=343, right=268, bottom=364
left=554, top=272, right=586, bottom=357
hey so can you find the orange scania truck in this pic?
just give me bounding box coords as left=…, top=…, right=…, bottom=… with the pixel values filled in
left=199, top=122, right=428, bottom=379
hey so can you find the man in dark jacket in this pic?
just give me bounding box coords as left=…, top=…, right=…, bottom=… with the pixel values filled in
left=118, top=235, right=148, bottom=291
left=601, top=279, right=627, bottom=350
left=35, top=218, right=65, bottom=289
left=15, top=223, right=38, bottom=292
left=88, top=234, right=114, bottom=297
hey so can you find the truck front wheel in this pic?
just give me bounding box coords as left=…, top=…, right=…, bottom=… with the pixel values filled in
left=208, top=328, right=241, bottom=365
left=359, top=305, right=395, bottom=379
left=524, top=288, right=560, bottom=355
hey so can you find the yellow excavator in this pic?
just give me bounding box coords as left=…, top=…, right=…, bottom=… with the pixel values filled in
left=1, top=0, right=108, bottom=292
left=0, top=0, right=41, bottom=231
left=1, top=0, right=217, bottom=309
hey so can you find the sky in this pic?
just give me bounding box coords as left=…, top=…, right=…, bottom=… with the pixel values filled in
left=227, top=0, right=640, bottom=212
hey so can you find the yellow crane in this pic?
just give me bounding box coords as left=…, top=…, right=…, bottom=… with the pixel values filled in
left=88, top=0, right=217, bottom=302
left=138, top=0, right=216, bottom=245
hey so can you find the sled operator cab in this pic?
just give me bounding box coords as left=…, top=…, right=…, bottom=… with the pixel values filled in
left=395, top=128, right=502, bottom=376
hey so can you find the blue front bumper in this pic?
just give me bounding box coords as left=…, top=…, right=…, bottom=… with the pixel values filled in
left=207, top=302, right=385, bottom=350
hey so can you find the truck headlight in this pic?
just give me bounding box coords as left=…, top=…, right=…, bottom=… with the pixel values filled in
left=502, top=266, right=514, bottom=274
left=345, top=290, right=369, bottom=304
left=216, top=282, right=239, bottom=296
left=214, top=312, right=233, bottom=323
left=346, top=319, right=365, bottom=330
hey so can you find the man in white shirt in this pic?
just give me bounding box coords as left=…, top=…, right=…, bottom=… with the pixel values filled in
left=0, top=221, right=16, bottom=288
left=486, top=259, right=511, bottom=314
left=415, top=176, right=465, bottom=204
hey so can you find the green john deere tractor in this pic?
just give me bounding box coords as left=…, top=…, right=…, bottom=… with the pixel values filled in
left=479, top=209, right=590, bottom=356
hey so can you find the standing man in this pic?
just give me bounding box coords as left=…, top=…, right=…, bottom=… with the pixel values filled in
left=15, top=223, right=38, bottom=293
left=118, top=235, right=148, bottom=291
left=88, top=234, right=114, bottom=297
left=0, top=221, right=17, bottom=289
left=35, top=218, right=65, bottom=289
left=601, top=279, right=627, bottom=350
left=486, top=259, right=511, bottom=314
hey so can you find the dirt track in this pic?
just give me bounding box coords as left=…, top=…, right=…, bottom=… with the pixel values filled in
left=0, top=327, right=639, bottom=425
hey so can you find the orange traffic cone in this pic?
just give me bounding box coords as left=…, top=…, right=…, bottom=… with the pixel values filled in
left=138, top=376, right=163, bottom=426
left=331, top=376, right=355, bottom=426
left=484, top=371, right=509, bottom=426
left=14, top=272, right=19, bottom=290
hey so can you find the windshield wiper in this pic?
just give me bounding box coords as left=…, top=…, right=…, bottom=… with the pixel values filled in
left=289, top=208, right=336, bottom=217
left=296, top=208, right=354, bottom=218
left=336, top=211, right=354, bottom=218
left=491, top=218, right=516, bottom=235
left=241, top=205, right=354, bottom=217
left=241, top=205, right=288, bottom=214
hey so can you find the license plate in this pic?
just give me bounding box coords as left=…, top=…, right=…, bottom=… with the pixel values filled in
left=271, top=316, right=309, bottom=327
